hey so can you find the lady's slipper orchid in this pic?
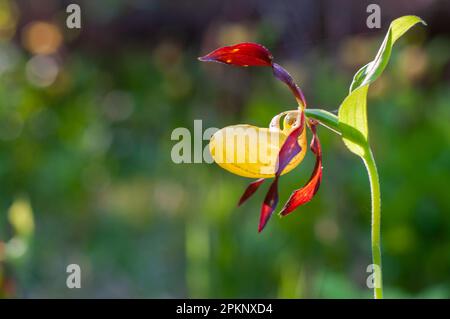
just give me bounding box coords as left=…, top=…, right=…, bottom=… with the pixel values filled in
left=199, top=43, right=322, bottom=232
left=199, top=17, right=426, bottom=299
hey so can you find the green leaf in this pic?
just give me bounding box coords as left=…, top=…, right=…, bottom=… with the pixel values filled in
left=338, top=15, right=426, bottom=157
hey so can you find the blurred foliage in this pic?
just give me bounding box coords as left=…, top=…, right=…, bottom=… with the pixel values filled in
left=0, top=0, right=449, bottom=298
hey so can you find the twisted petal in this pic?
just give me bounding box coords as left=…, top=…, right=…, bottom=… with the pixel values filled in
left=279, top=122, right=323, bottom=216
left=272, top=63, right=307, bottom=107
left=198, top=43, right=273, bottom=67
left=275, top=113, right=305, bottom=175
left=259, top=176, right=279, bottom=232
left=258, top=114, right=305, bottom=232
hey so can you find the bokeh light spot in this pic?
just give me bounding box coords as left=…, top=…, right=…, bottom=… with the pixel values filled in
left=22, top=21, right=62, bottom=55
left=26, top=55, right=59, bottom=87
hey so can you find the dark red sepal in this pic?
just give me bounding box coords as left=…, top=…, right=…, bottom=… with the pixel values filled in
left=238, top=178, right=265, bottom=206
left=279, top=122, right=323, bottom=216
left=258, top=114, right=305, bottom=232
left=198, top=43, right=273, bottom=67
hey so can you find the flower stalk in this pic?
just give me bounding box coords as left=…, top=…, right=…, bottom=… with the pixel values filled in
left=305, top=109, right=384, bottom=298
left=363, top=146, right=383, bottom=299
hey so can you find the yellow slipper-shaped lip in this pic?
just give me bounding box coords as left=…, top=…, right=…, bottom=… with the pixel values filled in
left=209, top=111, right=307, bottom=178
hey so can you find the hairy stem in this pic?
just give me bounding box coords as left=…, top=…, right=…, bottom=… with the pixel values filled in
left=362, top=147, right=383, bottom=299
left=304, top=109, right=384, bottom=298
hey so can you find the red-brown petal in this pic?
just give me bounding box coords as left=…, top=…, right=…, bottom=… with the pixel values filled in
left=258, top=113, right=305, bottom=232
left=238, top=178, right=265, bottom=206
left=259, top=176, right=279, bottom=232
left=198, top=43, right=273, bottom=67
left=279, top=123, right=322, bottom=216
left=275, top=112, right=305, bottom=176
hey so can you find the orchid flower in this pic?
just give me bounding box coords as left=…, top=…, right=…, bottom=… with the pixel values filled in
left=199, top=43, right=322, bottom=232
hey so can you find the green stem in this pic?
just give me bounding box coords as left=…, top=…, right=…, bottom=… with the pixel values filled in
left=304, top=109, right=340, bottom=134
left=362, top=147, right=383, bottom=299
left=305, top=108, right=384, bottom=298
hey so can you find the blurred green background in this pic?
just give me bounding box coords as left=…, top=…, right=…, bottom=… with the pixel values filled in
left=0, top=0, right=449, bottom=298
